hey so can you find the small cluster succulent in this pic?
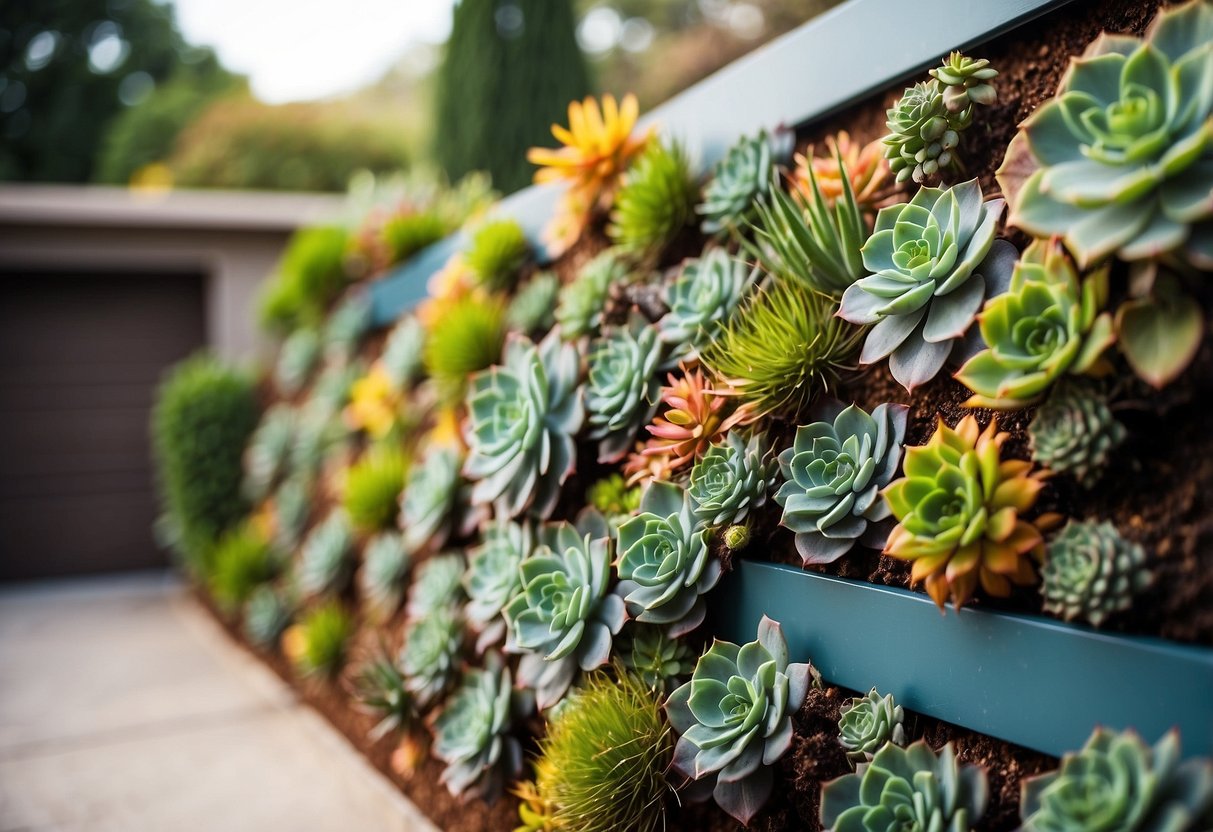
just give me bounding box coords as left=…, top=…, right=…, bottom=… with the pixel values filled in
left=697, top=129, right=786, bottom=236
left=359, top=532, right=411, bottom=621
left=400, top=604, right=464, bottom=706
left=243, top=585, right=293, bottom=650
left=884, top=415, right=1053, bottom=610
left=422, top=292, right=506, bottom=405
left=431, top=653, right=525, bottom=801
left=463, top=332, right=584, bottom=519
left=659, top=248, right=757, bottom=362
left=608, top=139, right=698, bottom=258
left=792, top=131, right=887, bottom=210
left=775, top=402, right=908, bottom=565
left=399, top=446, right=462, bottom=555
left=688, top=430, right=778, bottom=528
left=244, top=405, right=296, bottom=502
left=323, top=294, right=373, bottom=364
left=209, top=522, right=280, bottom=613
left=586, top=314, right=664, bottom=463
left=620, top=625, right=695, bottom=693
left=555, top=251, right=629, bottom=340
left=379, top=316, right=425, bottom=389
left=616, top=481, right=719, bottom=636
left=587, top=473, right=643, bottom=527
left=666, top=616, right=812, bottom=825
left=344, top=364, right=401, bottom=439
left=465, top=219, right=530, bottom=293
left=930, top=52, right=999, bottom=112
left=1029, top=379, right=1127, bottom=487
left=838, top=688, right=906, bottom=766
left=275, top=327, right=320, bottom=395
left=297, top=510, right=355, bottom=599
left=507, top=271, right=559, bottom=335
left=464, top=520, right=532, bottom=651
left=634, top=366, right=753, bottom=478
left=287, top=600, right=353, bottom=678
left=703, top=278, right=863, bottom=419
left=1020, top=727, right=1213, bottom=831
left=1040, top=519, right=1151, bottom=627
left=343, top=447, right=407, bottom=533
left=504, top=521, right=625, bottom=709
left=405, top=552, right=467, bottom=619
left=821, top=741, right=989, bottom=831
left=350, top=649, right=414, bottom=741
left=840, top=179, right=1015, bottom=391
left=956, top=238, right=1115, bottom=409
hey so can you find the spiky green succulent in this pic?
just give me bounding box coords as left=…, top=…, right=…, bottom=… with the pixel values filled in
left=504, top=520, right=625, bottom=710
left=343, top=447, right=407, bottom=533
left=821, top=740, right=989, bottom=832
left=275, top=328, right=320, bottom=395
left=659, top=247, right=757, bottom=363
left=930, top=52, right=999, bottom=112
left=359, top=532, right=411, bottom=621
left=507, top=271, right=560, bottom=335
left=774, top=402, right=908, bottom=565
left=243, top=585, right=293, bottom=649
left=666, top=616, right=812, bottom=826
left=465, top=219, right=530, bottom=292
left=956, top=239, right=1115, bottom=409
left=609, top=140, right=698, bottom=257
left=380, top=316, right=425, bottom=389
left=587, top=473, right=642, bottom=527
left=698, top=129, right=783, bottom=236
left=1029, top=378, right=1127, bottom=487
left=689, top=430, right=778, bottom=529
left=400, top=604, right=463, bottom=706
left=1001, top=1, right=1213, bottom=270
left=620, top=625, right=695, bottom=694
left=244, top=405, right=296, bottom=501
left=405, top=552, right=467, bottom=619
left=702, top=278, right=864, bottom=420
left=293, top=600, right=353, bottom=678
left=209, top=523, right=280, bottom=612
left=272, top=474, right=312, bottom=551
left=350, top=650, right=413, bottom=740
left=838, top=688, right=906, bottom=766
left=297, top=510, right=355, bottom=598
left=1020, top=727, right=1213, bottom=832
left=883, top=64, right=991, bottom=185
left=432, top=653, right=526, bottom=801
left=1041, top=520, right=1151, bottom=628
left=423, top=293, right=506, bottom=404
left=398, top=446, right=461, bottom=554
left=616, top=480, right=719, bottom=636
left=556, top=251, right=629, bottom=339
left=839, top=179, right=1016, bottom=391
left=382, top=211, right=447, bottom=266
left=323, top=294, right=372, bottom=364
left=464, top=331, right=584, bottom=519
left=465, top=520, right=532, bottom=652
left=586, top=313, right=664, bottom=463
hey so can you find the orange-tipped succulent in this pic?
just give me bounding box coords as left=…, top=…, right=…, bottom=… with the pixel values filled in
left=793, top=131, right=888, bottom=210
left=882, top=415, right=1058, bottom=611
left=636, top=366, right=755, bottom=476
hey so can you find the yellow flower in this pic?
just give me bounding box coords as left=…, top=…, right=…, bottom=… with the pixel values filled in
left=427, top=406, right=464, bottom=450
left=344, top=363, right=400, bottom=439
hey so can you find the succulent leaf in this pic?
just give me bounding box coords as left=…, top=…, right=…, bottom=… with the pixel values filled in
left=507, top=272, right=560, bottom=335
left=882, top=79, right=975, bottom=184
left=297, top=510, right=355, bottom=599
left=275, top=328, right=321, bottom=395
left=244, top=405, right=296, bottom=502
left=243, top=585, right=293, bottom=649
left=405, top=552, right=467, bottom=619
left=380, top=316, right=425, bottom=389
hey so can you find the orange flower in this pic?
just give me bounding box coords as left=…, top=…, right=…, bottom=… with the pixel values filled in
left=793, top=131, right=888, bottom=209
left=639, top=367, right=755, bottom=474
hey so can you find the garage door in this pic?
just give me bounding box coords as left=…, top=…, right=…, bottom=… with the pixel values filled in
left=0, top=270, right=206, bottom=581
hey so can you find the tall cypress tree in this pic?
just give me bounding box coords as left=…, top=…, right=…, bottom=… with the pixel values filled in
left=434, top=0, right=590, bottom=194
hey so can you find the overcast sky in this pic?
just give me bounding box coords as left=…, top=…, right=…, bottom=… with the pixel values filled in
left=172, top=0, right=457, bottom=103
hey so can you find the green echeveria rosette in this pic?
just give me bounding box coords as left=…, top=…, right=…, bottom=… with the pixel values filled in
left=774, top=402, right=908, bottom=565
left=838, top=688, right=906, bottom=766
left=1004, top=1, right=1213, bottom=269
left=243, top=585, right=293, bottom=649
left=464, top=519, right=533, bottom=652
left=359, top=531, right=411, bottom=621
left=821, top=740, right=989, bottom=832
left=380, top=316, right=425, bottom=389
left=689, top=430, right=778, bottom=528
left=1029, top=378, right=1127, bottom=486
left=503, top=521, right=625, bottom=710
left=323, top=294, right=373, bottom=365
left=616, top=480, right=721, bottom=637
left=275, top=328, right=320, bottom=395
left=463, top=330, right=584, bottom=520
left=405, top=552, right=466, bottom=619
left=244, top=404, right=296, bottom=501
left=273, top=474, right=312, bottom=552
left=839, top=179, right=1017, bottom=392
left=697, top=129, right=784, bottom=236
left=556, top=252, right=629, bottom=340
left=666, top=616, right=812, bottom=826
left=431, top=653, right=527, bottom=801
left=297, top=510, right=354, bottom=599
left=1020, top=728, right=1213, bottom=832
left=586, top=313, right=664, bottom=463
left=350, top=653, right=413, bottom=741
left=883, top=80, right=973, bottom=184
left=507, top=271, right=560, bottom=336
left=659, top=247, right=757, bottom=365
left=621, top=624, right=695, bottom=694
left=399, top=604, right=464, bottom=707
left=400, top=446, right=461, bottom=554
left=1040, top=519, right=1151, bottom=627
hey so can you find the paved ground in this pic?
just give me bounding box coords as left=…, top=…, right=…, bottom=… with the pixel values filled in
left=0, top=572, right=436, bottom=832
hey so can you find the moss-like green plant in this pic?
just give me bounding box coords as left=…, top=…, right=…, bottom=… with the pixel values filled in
left=292, top=600, right=353, bottom=678
left=884, top=415, right=1051, bottom=610
left=1116, top=263, right=1205, bottom=389
left=259, top=226, right=350, bottom=332
left=272, top=474, right=312, bottom=552
left=697, top=129, right=783, bottom=236
left=838, top=688, right=906, bottom=766
left=399, top=604, right=463, bottom=707
left=349, top=649, right=414, bottom=741
left=504, top=521, right=625, bottom=709
left=341, top=447, right=406, bottom=533
left=358, top=532, right=411, bottom=621
left=666, top=616, right=812, bottom=825
left=1000, top=1, right=1213, bottom=270
left=956, top=239, right=1115, bottom=409
left=380, top=316, right=425, bottom=389
left=243, top=585, right=293, bottom=650
left=775, top=402, right=908, bottom=565
left=297, top=510, right=355, bottom=599
left=405, top=552, right=466, bottom=619
left=274, top=327, right=320, bottom=395
left=608, top=140, right=697, bottom=257
left=382, top=211, right=448, bottom=266
left=689, top=430, right=778, bottom=529
left=432, top=652, right=525, bottom=800
left=1029, top=378, right=1127, bottom=487
left=423, top=293, right=506, bottom=404
left=1041, top=520, right=1151, bottom=628
left=323, top=294, right=373, bottom=364
left=209, top=523, right=280, bottom=613
left=703, top=279, right=864, bottom=420
left=507, top=271, right=559, bottom=335
left=465, top=219, right=530, bottom=292
left=821, top=740, right=989, bottom=831
left=244, top=404, right=296, bottom=502
left=586, top=313, right=664, bottom=463
left=151, top=354, right=258, bottom=568
left=464, top=331, right=584, bottom=519
left=587, top=473, right=642, bottom=526
left=1020, top=727, right=1213, bottom=832
left=659, top=247, right=757, bottom=363
left=839, top=179, right=1015, bottom=392
left=465, top=520, right=532, bottom=652
left=555, top=251, right=628, bottom=339
left=620, top=625, right=694, bottom=694
left=533, top=669, right=674, bottom=832
left=616, top=480, right=719, bottom=636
